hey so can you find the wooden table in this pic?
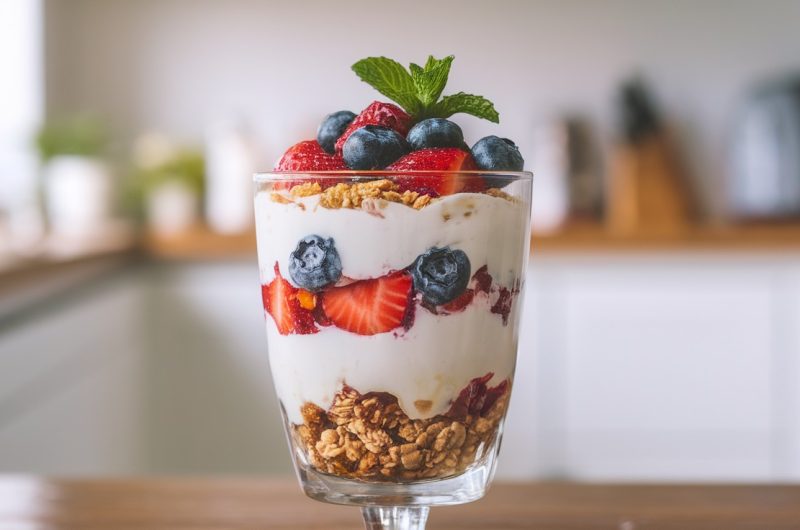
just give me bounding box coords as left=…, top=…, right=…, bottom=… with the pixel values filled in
left=1, top=477, right=799, bottom=529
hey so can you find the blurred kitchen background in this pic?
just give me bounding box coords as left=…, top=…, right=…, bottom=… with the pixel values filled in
left=2, top=0, right=800, bottom=482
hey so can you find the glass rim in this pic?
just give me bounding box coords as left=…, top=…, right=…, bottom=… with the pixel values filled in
left=254, top=170, right=533, bottom=182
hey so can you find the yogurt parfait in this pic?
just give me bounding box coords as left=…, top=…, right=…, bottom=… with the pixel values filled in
left=255, top=55, right=531, bottom=489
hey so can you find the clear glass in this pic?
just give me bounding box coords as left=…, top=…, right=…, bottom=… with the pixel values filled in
left=254, top=171, right=532, bottom=529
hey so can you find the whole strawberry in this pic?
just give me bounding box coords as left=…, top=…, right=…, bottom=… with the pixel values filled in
left=388, top=148, right=484, bottom=197
left=275, top=140, right=347, bottom=172
left=273, top=140, right=347, bottom=190
left=334, top=101, right=412, bottom=154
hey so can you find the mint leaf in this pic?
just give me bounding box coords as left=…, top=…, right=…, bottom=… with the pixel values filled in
left=409, top=62, right=426, bottom=99
left=414, top=55, right=453, bottom=107
left=429, top=92, right=500, bottom=123
left=424, top=55, right=439, bottom=70
left=351, top=57, right=421, bottom=115
left=351, top=55, right=500, bottom=124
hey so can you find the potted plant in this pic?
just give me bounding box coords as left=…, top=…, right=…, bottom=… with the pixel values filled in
left=36, top=116, right=112, bottom=238
left=131, top=133, right=205, bottom=236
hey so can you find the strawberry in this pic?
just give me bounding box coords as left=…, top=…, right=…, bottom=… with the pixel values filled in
left=262, top=263, right=318, bottom=335
left=446, top=372, right=509, bottom=421
left=481, top=379, right=509, bottom=415
left=321, top=272, right=413, bottom=336
left=273, top=140, right=347, bottom=190
left=335, top=101, right=412, bottom=154
left=388, top=148, right=484, bottom=197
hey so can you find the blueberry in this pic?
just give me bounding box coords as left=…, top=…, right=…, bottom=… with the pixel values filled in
left=471, top=136, right=525, bottom=171
left=316, top=110, right=356, bottom=154
left=289, top=235, right=342, bottom=291
left=410, top=247, right=471, bottom=305
left=406, top=118, right=464, bottom=150
left=342, top=125, right=410, bottom=170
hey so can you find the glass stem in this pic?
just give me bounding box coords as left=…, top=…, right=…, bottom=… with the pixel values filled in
left=361, top=506, right=429, bottom=530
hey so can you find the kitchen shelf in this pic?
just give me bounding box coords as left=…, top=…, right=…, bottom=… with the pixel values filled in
left=141, top=224, right=257, bottom=260
left=140, top=222, right=800, bottom=260
left=532, top=221, right=800, bottom=252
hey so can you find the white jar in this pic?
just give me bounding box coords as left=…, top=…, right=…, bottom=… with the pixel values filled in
left=146, top=181, right=198, bottom=236
left=205, top=122, right=258, bottom=234
left=43, top=155, right=112, bottom=238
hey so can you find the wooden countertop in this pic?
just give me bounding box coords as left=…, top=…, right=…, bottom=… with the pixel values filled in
left=140, top=222, right=800, bottom=260
left=1, top=477, right=799, bottom=529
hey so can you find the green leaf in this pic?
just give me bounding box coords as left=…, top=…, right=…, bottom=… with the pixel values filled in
left=351, top=54, right=501, bottom=124
left=409, top=63, right=426, bottom=99
left=351, top=57, right=422, bottom=115
left=429, top=92, right=500, bottom=123
left=414, top=55, right=454, bottom=107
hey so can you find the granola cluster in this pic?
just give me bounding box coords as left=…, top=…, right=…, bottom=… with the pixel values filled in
left=270, top=179, right=512, bottom=211
left=292, top=384, right=508, bottom=482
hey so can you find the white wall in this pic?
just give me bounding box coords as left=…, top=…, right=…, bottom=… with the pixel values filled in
left=44, top=0, right=800, bottom=218
left=0, top=0, right=42, bottom=233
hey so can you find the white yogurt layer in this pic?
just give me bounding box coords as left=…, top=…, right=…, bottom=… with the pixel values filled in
left=254, top=190, right=529, bottom=424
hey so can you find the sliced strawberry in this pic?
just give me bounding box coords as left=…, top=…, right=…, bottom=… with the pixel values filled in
left=388, top=148, right=484, bottom=197
left=321, top=272, right=413, bottom=336
left=481, top=379, right=509, bottom=415
left=335, top=101, right=412, bottom=154
left=446, top=372, right=493, bottom=421
left=273, top=140, right=347, bottom=190
left=446, top=372, right=509, bottom=421
left=312, top=303, right=333, bottom=327
left=262, top=263, right=318, bottom=335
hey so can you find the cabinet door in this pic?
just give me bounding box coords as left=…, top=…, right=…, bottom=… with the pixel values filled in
left=0, top=278, right=146, bottom=474
left=557, top=258, right=774, bottom=481
left=776, top=267, right=800, bottom=480
left=142, top=262, right=291, bottom=474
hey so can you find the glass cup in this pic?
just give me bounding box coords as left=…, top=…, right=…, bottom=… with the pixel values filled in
left=254, top=171, right=532, bottom=530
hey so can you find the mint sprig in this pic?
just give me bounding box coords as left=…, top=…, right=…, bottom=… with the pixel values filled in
left=352, top=55, right=500, bottom=123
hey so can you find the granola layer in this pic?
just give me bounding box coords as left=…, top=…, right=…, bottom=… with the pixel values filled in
left=291, top=374, right=509, bottom=481
left=270, top=179, right=513, bottom=211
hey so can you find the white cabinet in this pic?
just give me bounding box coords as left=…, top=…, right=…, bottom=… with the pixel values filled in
left=513, top=254, right=800, bottom=482
left=0, top=262, right=291, bottom=475
left=0, top=276, right=147, bottom=474
left=141, top=262, right=290, bottom=474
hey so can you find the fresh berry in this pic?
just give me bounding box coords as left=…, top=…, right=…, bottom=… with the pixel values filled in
left=312, top=303, right=332, bottom=327
left=388, top=148, right=483, bottom=197
left=274, top=140, right=348, bottom=172
left=262, top=263, right=318, bottom=335
left=342, top=125, right=409, bottom=170
left=288, top=235, right=342, bottom=291
left=471, top=136, right=524, bottom=171
left=482, top=379, right=509, bottom=415
left=410, top=247, right=471, bottom=305
left=321, top=272, right=413, bottom=336
left=335, top=101, right=412, bottom=153
left=273, top=140, right=347, bottom=190
left=446, top=372, right=509, bottom=421
left=317, top=111, right=356, bottom=154
left=406, top=118, right=465, bottom=151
